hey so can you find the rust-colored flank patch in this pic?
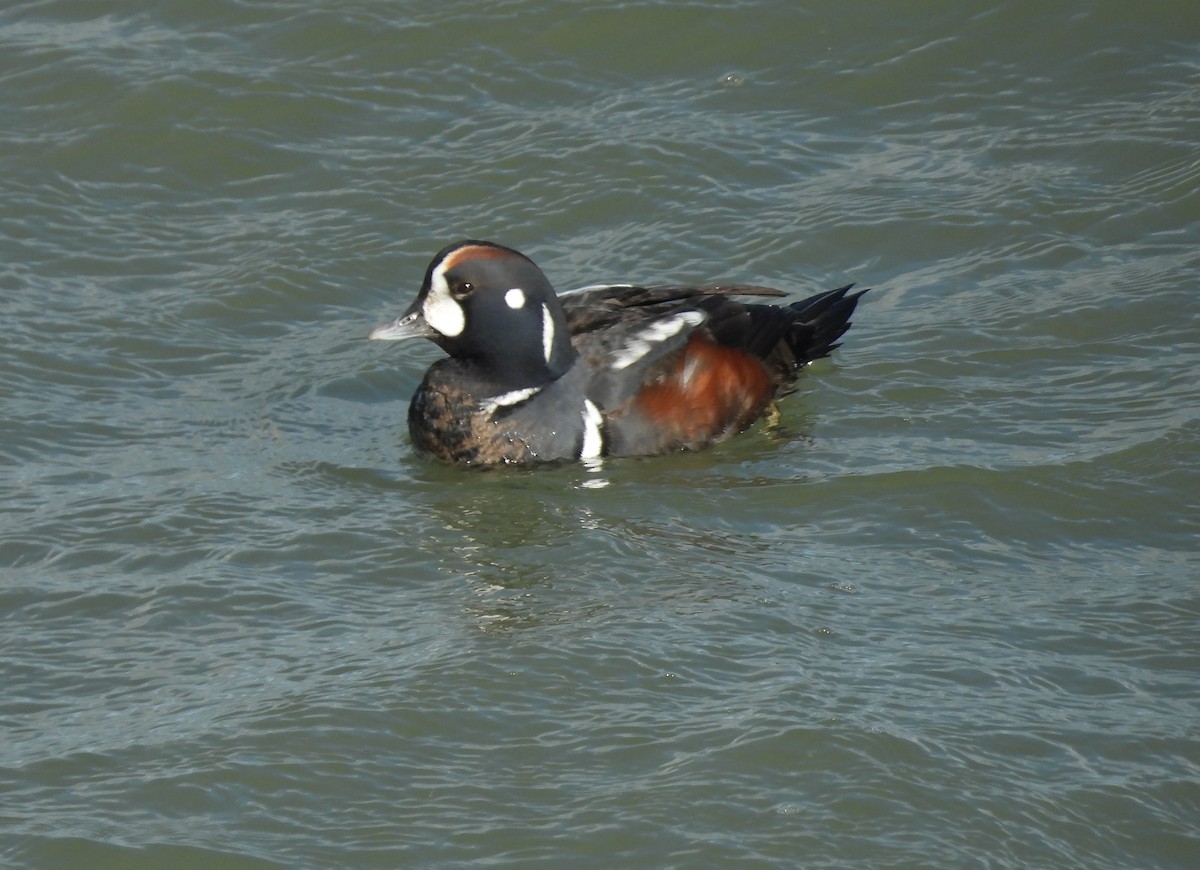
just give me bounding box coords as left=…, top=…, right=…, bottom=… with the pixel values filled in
left=634, top=333, right=773, bottom=441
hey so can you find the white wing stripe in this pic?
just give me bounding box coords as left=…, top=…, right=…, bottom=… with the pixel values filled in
left=610, top=310, right=706, bottom=370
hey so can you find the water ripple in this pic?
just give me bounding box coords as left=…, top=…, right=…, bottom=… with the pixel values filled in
left=3, top=1, right=1199, bottom=867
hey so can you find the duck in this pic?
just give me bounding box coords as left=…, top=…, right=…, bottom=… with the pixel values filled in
left=369, top=239, right=865, bottom=465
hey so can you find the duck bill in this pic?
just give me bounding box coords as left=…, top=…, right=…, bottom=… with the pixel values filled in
left=368, top=305, right=435, bottom=341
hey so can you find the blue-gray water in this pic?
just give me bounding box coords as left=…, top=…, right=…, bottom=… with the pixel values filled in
left=2, top=1, right=1198, bottom=867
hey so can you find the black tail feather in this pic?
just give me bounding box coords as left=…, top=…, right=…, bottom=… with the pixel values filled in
left=694, top=283, right=866, bottom=385
left=785, top=284, right=867, bottom=365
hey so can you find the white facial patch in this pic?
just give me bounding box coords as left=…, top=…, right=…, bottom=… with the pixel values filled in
left=610, top=310, right=706, bottom=370
left=542, top=303, right=555, bottom=364
left=504, top=288, right=526, bottom=309
left=422, top=260, right=466, bottom=338
left=580, top=399, right=604, bottom=460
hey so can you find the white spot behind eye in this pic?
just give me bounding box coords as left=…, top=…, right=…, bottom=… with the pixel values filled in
left=542, top=303, right=555, bottom=364
left=424, top=262, right=465, bottom=337
left=505, top=288, right=526, bottom=309
left=610, top=310, right=706, bottom=370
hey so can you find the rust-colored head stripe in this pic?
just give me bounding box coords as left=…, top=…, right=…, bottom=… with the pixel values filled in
left=441, top=244, right=525, bottom=273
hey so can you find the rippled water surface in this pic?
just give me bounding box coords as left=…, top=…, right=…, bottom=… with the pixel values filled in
left=3, top=1, right=1199, bottom=867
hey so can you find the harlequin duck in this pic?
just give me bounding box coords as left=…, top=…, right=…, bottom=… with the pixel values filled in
left=369, top=240, right=866, bottom=465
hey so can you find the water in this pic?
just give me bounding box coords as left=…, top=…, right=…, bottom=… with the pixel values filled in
left=2, top=1, right=1198, bottom=867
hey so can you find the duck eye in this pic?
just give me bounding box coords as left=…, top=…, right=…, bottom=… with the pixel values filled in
left=449, top=280, right=474, bottom=301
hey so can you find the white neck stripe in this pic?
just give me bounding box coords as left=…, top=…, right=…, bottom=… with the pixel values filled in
left=542, top=303, right=556, bottom=365
left=479, top=386, right=541, bottom=415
